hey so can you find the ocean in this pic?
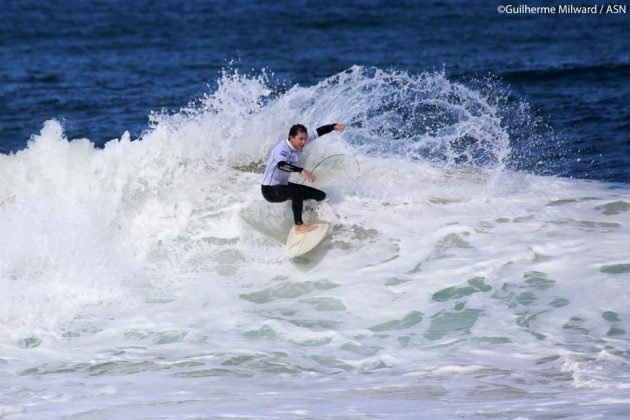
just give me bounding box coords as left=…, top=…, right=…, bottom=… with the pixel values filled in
left=1, top=0, right=629, bottom=418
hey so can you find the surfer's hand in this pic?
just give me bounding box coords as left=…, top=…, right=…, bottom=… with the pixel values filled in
left=302, top=169, right=316, bottom=183
left=334, top=123, right=345, bottom=132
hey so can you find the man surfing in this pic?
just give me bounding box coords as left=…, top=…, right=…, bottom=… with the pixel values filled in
left=261, top=122, right=345, bottom=233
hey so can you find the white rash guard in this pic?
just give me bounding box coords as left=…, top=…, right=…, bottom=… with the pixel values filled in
left=261, top=127, right=320, bottom=186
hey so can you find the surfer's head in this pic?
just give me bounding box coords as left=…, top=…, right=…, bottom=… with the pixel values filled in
left=288, top=124, right=308, bottom=150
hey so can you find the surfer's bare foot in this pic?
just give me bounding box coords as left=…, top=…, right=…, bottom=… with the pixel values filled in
left=296, top=224, right=317, bottom=233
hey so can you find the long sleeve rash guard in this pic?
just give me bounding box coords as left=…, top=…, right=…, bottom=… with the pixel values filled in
left=261, top=124, right=336, bottom=186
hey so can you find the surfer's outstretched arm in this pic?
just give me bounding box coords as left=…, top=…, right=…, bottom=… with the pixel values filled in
left=306, top=122, right=346, bottom=143
left=315, top=123, right=346, bottom=137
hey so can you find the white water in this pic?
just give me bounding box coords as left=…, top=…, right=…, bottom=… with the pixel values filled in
left=1, top=67, right=629, bottom=418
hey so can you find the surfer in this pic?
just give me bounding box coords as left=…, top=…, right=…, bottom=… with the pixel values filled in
left=261, top=122, right=345, bottom=233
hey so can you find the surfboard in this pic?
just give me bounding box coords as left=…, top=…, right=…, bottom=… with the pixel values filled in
left=285, top=203, right=332, bottom=258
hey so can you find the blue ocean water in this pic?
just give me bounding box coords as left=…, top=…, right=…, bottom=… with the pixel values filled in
left=1, top=0, right=629, bottom=182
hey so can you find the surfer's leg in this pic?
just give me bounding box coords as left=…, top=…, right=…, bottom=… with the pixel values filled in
left=261, top=185, right=289, bottom=203
left=263, top=184, right=323, bottom=227
left=300, top=185, right=326, bottom=202
left=286, top=183, right=305, bottom=225
left=285, top=183, right=326, bottom=225
left=262, top=184, right=305, bottom=225
left=286, top=184, right=318, bottom=233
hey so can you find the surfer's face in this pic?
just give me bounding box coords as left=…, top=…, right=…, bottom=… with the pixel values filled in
left=289, top=132, right=308, bottom=150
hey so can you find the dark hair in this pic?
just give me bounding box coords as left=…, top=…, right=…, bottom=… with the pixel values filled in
left=288, top=124, right=307, bottom=139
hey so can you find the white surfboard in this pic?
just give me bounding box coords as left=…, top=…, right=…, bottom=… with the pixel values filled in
left=285, top=203, right=332, bottom=258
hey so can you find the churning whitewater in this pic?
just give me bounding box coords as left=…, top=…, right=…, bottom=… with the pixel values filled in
left=1, top=67, right=629, bottom=418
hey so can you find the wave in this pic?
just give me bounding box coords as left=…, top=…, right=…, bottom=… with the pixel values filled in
left=0, top=67, right=629, bottom=414
left=0, top=65, right=621, bottom=331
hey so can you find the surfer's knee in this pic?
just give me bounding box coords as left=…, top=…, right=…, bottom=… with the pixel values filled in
left=316, top=190, right=326, bottom=201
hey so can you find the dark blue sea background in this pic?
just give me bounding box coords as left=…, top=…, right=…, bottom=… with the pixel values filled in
left=2, top=0, right=629, bottom=182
